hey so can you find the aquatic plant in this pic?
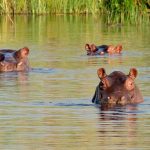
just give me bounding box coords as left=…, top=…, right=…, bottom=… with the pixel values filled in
left=0, top=0, right=149, bottom=24
left=103, top=0, right=149, bottom=24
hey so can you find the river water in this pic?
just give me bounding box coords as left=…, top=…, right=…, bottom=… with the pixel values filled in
left=0, top=15, right=149, bottom=150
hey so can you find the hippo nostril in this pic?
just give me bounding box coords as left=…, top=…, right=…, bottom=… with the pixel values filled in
left=107, top=96, right=117, bottom=104
left=107, top=96, right=112, bottom=102
left=118, top=96, right=128, bottom=105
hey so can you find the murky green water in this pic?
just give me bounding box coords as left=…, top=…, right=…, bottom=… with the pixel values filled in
left=0, top=15, right=149, bottom=150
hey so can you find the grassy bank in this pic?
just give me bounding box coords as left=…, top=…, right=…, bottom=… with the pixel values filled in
left=0, top=0, right=149, bottom=24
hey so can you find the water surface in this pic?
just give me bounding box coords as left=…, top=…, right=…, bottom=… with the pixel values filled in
left=0, top=15, right=149, bottom=150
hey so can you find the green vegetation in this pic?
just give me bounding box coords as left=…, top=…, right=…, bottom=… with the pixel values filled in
left=103, top=0, right=149, bottom=24
left=0, top=0, right=149, bottom=24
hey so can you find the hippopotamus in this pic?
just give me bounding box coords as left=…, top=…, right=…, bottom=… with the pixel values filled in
left=92, top=68, right=143, bottom=108
left=85, top=43, right=122, bottom=55
left=0, top=47, right=30, bottom=72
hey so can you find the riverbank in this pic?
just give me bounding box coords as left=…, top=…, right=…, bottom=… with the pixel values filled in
left=0, top=0, right=149, bottom=25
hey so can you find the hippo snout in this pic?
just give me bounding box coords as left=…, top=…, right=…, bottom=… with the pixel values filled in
left=105, top=93, right=133, bottom=105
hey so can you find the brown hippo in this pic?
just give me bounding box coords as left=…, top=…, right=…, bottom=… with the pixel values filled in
left=92, top=68, right=143, bottom=108
left=0, top=47, right=30, bottom=72
left=85, top=43, right=122, bottom=55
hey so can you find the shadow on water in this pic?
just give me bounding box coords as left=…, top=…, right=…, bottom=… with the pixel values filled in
left=23, top=98, right=93, bottom=107
left=31, top=68, right=55, bottom=74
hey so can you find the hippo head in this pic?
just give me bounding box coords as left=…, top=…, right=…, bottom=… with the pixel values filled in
left=0, top=47, right=30, bottom=72
left=85, top=44, right=91, bottom=55
left=107, top=44, right=122, bottom=54
left=92, top=68, right=143, bottom=107
left=115, top=44, right=122, bottom=53
left=85, top=43, right=98, bottom=55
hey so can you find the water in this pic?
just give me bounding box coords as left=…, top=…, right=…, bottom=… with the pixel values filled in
left=0, top=15, right=149, bottom=150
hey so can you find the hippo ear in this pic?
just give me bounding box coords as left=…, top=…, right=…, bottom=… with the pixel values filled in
left=128, top=68, right=138, bottom=79
left=19, top=47, right=29, bottom=57
left=15, top=47, right=29, bottom=59
left=97, top=68, right=106, bottom=79
left=85, top=44, right=90, bottom=50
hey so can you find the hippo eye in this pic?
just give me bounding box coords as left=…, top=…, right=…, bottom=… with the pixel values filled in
left=118, top=77, right=124, bottom=83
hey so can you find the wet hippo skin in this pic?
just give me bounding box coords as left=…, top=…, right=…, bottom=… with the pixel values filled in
left=85, top=43, right=122, bottom=55
left=0, top=47, right=30, bottom=72
left=92, top=68, right=143, bottom=108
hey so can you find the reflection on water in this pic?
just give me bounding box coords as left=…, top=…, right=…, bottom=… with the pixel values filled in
left=0, top=15, right=150, bottom=150
left=98, top=105, right=150, bottom=149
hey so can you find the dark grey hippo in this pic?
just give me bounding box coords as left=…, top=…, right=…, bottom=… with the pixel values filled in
left=0, top=47, right=30, bottom=72
left=92, top=68, right=143, bottom=108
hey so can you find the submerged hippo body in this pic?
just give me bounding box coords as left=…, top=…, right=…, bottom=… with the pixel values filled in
left=85, top=43, right=122, bottom=55
left=0, top=47, right=30, bottom=72
left=92, top=68, right=143, bottom=108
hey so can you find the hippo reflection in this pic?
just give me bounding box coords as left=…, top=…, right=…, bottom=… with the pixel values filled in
left=92, top=68, right=143, bottom=108
left=0, top=47, right=30, bottom=72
